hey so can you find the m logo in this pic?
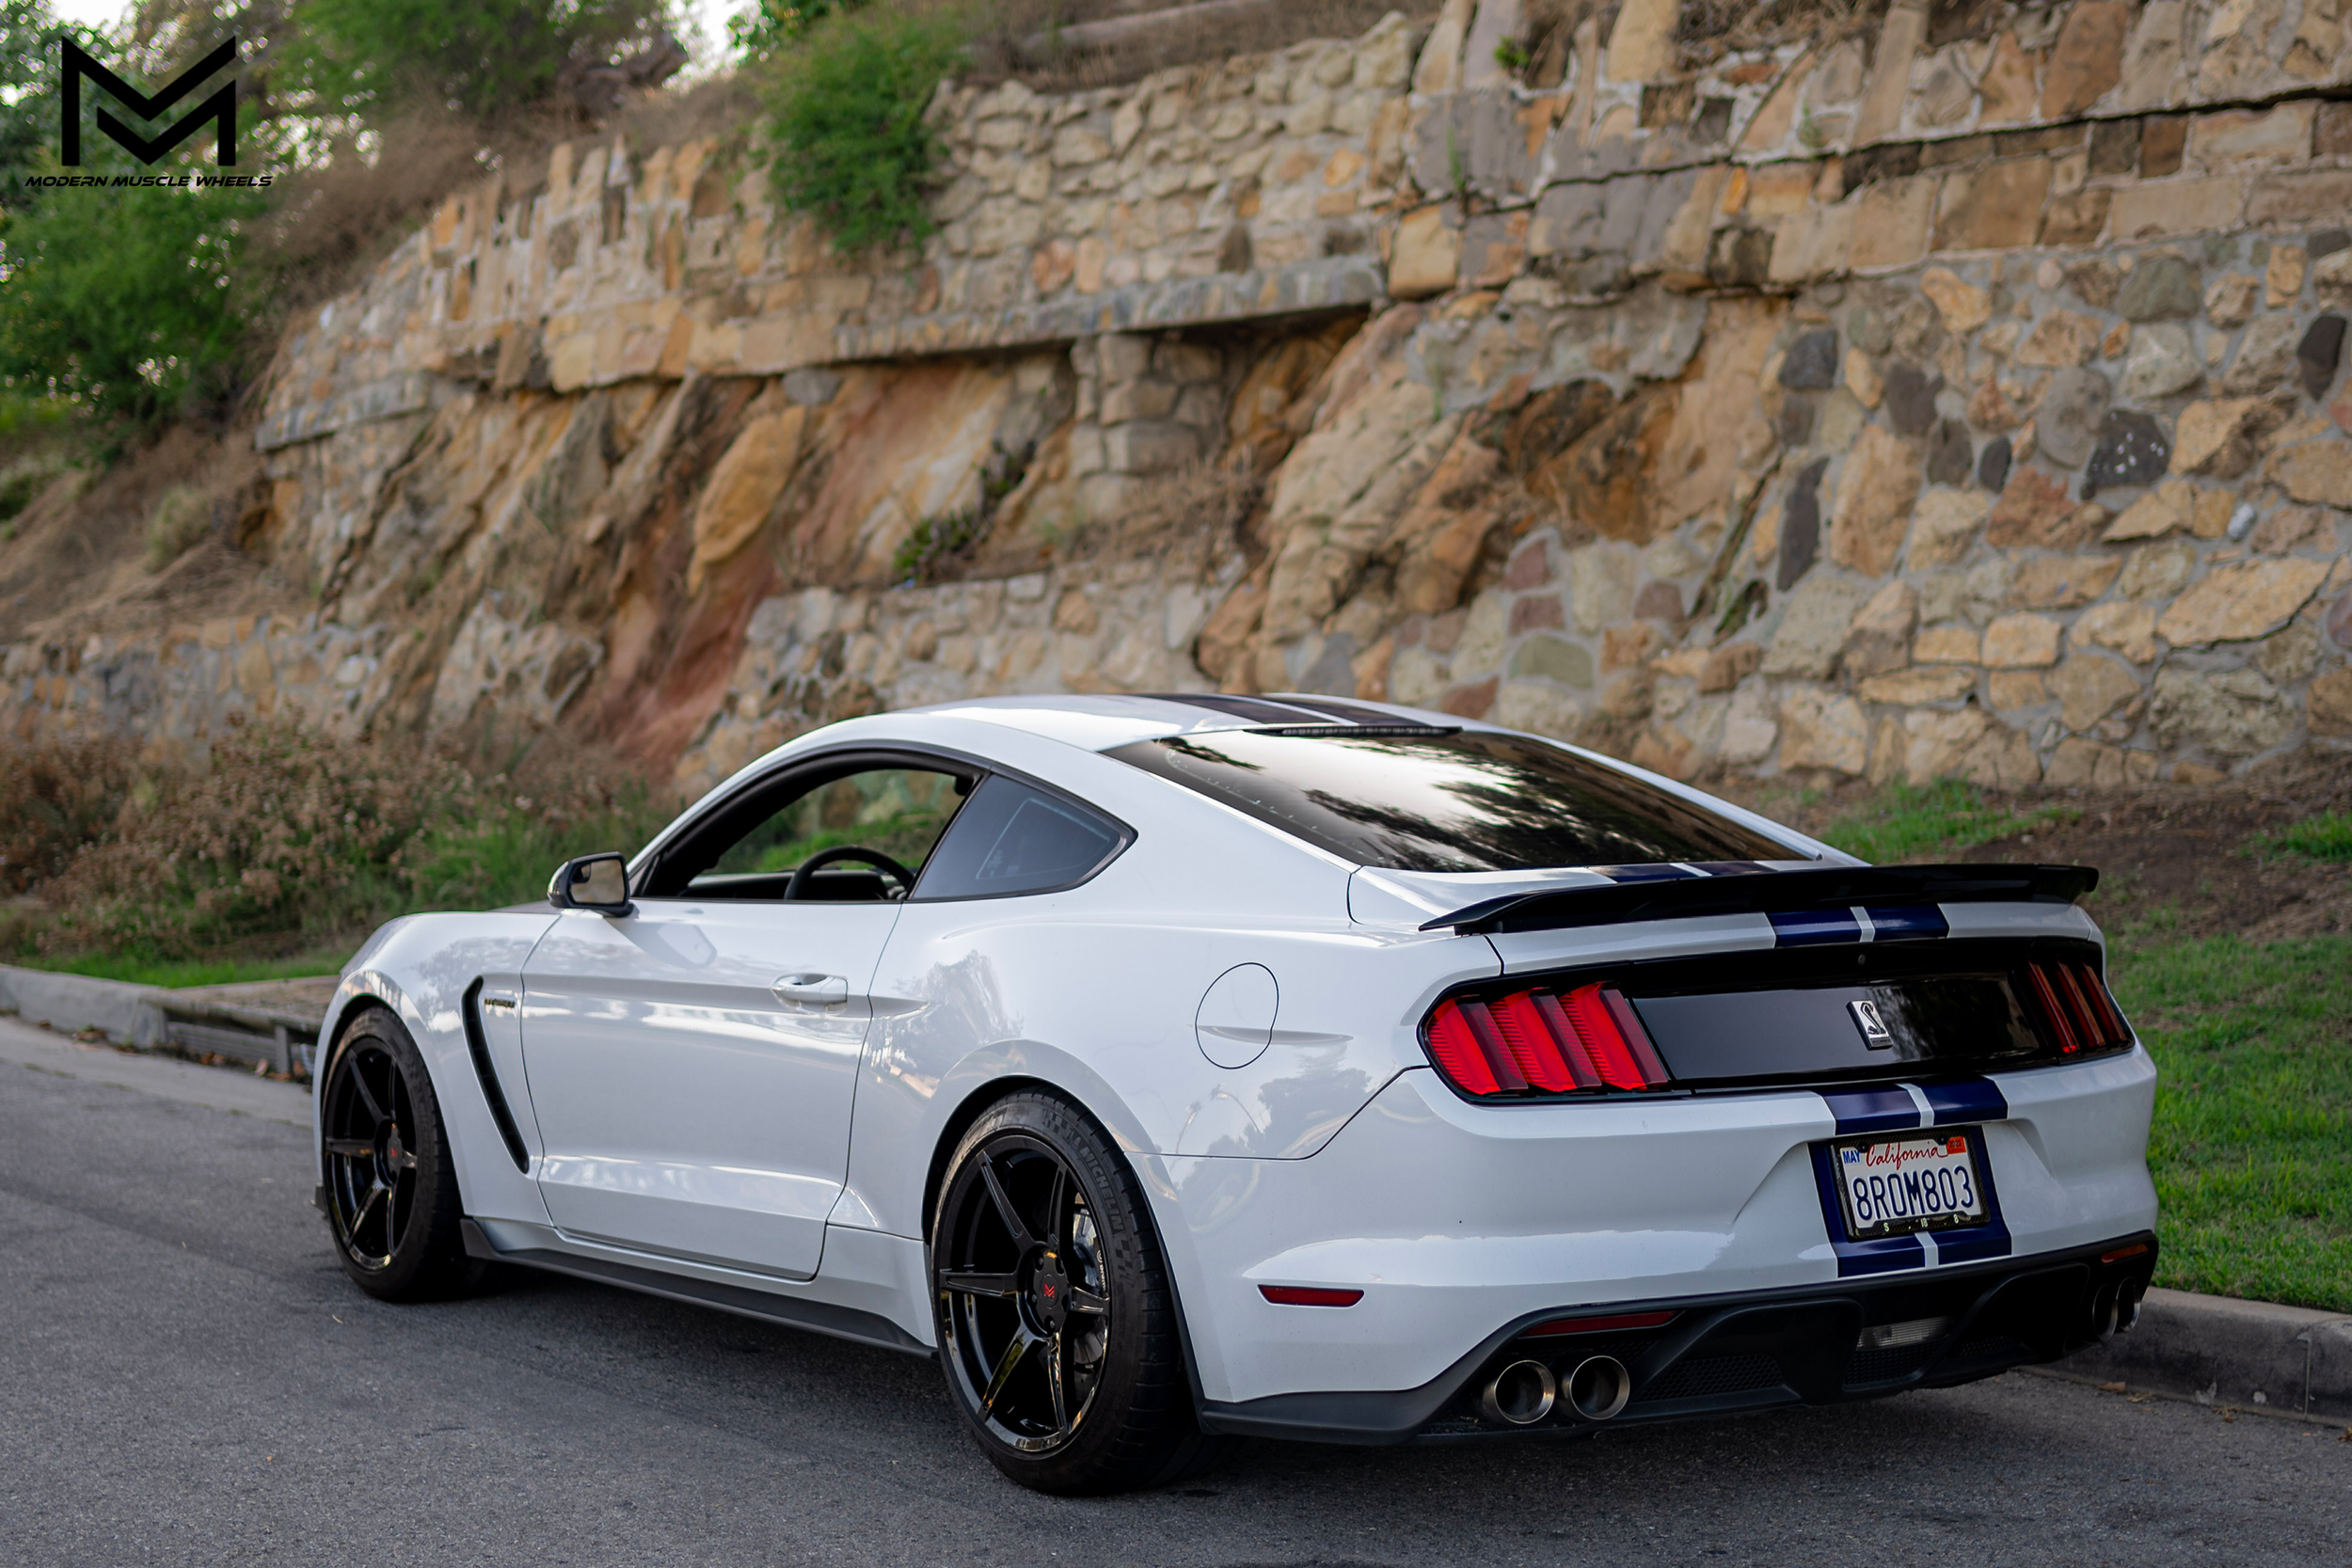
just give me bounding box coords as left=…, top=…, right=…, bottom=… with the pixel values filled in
left=61, top=37, right=238, bottom=167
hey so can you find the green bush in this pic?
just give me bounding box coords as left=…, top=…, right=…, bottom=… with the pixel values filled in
left=728, top=0, right=859, bottom=58
left=761, top=3, right=967, bottom=253
left=0, top=174, right=266, bottom=432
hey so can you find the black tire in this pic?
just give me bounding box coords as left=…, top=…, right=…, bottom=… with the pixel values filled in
left=320, top=1005, right=480, bottom=1301
left=931, top=1089, right=1226, bottom=1495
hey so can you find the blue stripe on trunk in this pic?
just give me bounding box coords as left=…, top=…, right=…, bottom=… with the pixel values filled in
left=1821, top=1086, right=1920, bottom=1134
left=1770, top=908, right=1863, bottom=946
left=1862, top=904, right=1949, bottom=940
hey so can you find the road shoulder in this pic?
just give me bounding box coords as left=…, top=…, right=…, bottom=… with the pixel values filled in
left=0, top=1015, right=313, bottom=1127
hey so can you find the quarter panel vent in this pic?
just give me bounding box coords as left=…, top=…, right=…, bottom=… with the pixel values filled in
left=461, top=977, right=531, bottom=1172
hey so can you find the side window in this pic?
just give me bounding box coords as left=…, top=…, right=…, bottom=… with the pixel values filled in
left=913, top=776, right=1127, bottom=900
left=663, top=767, right=969, bottom=902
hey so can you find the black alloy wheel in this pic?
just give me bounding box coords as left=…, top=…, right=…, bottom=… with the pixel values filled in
left=321, top=1006, right=478, bottom=1300
left=933, top=1091, right=1222, bottom=1494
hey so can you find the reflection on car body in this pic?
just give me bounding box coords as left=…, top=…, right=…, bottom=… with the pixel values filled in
left=312, top=692, right=2158, bottom=1494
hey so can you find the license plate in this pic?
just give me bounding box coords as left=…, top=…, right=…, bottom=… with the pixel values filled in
left=1831, top=1130, right=1990, bottom=1240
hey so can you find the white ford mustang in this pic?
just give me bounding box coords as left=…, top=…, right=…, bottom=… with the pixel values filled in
left=315, top=693, right=2158, bottom=1493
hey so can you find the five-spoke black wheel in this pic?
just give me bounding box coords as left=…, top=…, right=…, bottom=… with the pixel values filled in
left=933, top=1091, right=1222, bottom=1494
left=321, top=1006, right=476, bottom=1300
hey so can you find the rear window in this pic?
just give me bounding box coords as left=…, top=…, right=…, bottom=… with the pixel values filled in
left=1105, top=730, right=1788, bottom=872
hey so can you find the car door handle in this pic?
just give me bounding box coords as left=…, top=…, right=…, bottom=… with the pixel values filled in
left=773, top=974, right=849, bottom=1006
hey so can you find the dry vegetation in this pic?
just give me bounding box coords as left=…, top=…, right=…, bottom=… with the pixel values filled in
left=0, top=723, right=674, bottom=977
left=964, top=0, right=1435, bottom=89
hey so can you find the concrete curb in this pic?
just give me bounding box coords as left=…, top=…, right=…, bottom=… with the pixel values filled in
left=0, top=963, right=160, bottom=1045
left=2051, top=1288, right=2352, bottom=1423
left=0, top=962, right=328, bottom=1074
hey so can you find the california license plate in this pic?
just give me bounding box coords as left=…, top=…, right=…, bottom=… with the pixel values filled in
left=1832, top=1131, right=1990, bottom=1240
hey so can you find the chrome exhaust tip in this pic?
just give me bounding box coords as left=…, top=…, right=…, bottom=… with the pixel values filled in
left=2117, top=1278, right=2145, bottom=1334
left=2092, top=1281, right=2122, bottom=1341
left=1565, top=1354, right=1632, bottom=1422
left=1478, top=1359, right=1557, bottom=1426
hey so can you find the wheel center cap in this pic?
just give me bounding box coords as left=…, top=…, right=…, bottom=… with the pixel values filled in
left=1032, top=1250, right=1071, bottom=1332
left=378, top=1124, right=403, bottom=1180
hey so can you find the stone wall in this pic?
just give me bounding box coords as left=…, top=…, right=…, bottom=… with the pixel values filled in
left=9, top=0, right=2352, bottom=799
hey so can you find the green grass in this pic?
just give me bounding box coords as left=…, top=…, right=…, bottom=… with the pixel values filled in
left=1815, top=779, right=2079, bottom=864
left=14, top=950, right=350, bottom=989
left=2110, top=932, right=2352, bottom=1313
left=2251, top=811, right=2352, bottom=863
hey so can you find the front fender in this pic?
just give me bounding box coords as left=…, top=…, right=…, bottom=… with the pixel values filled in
left=312, top=911, right=558, bottom=1229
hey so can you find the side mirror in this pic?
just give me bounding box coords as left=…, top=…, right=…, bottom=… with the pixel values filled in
left=548, top=852, right=632, bottom=915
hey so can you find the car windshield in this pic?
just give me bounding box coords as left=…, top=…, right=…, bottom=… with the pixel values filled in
left=1105, top=729, right=1789, bottom=872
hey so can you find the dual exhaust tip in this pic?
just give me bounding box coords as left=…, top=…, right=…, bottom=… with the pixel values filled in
left=2094, top=1276, right=2147, bottom=1340
left=1482, top=1272, right=2146, bottom=1426
left=1478, top=1354, right=1630, bottom=1427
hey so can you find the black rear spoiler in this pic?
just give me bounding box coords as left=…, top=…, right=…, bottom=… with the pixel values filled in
left=1421, top=863, right=2100, bottom=935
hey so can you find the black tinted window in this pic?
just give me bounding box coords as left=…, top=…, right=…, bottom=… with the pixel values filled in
left=1106, top=730, right=1786, bottom=872
left=914, top=777, right=1127, bottom=899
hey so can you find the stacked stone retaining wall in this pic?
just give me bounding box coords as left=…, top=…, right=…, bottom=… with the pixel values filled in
left=9, top=0, right=2352, bottom=797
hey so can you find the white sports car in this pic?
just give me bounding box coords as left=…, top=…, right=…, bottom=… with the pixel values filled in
left=315, top=693, right=2158, bottom=1493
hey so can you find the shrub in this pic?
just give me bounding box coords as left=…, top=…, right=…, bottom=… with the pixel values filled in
left=0, top=174, right=266, bottom=432
left=761, top=3, right=967, bottom=253
left=0, top=733, right=142, bottom=895
left=728, top=0, right=860, bottom=58
left=18, top=722, right=674, bottom=966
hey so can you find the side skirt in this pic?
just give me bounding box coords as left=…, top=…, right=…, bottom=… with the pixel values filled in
left=461, top=1217, right=934, bottom=1358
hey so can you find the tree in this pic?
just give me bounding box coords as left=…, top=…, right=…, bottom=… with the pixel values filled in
left=0, top=173, right=266, bottom=430
left=297, top=0, right=685, bottom=123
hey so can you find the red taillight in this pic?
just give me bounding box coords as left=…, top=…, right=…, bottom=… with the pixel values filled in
left=1260, top=1285, right=1363, bottom=1307
left=1524, top=1309, right=1676, bottom=1338
left=1424, top=984, right=1669, bottom=1098
left=2026, top=960, right=2132, bottom=1054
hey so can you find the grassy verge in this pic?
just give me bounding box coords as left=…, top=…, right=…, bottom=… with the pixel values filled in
left=2109, top=931, right=2352, bottom=1313
left=1811, top=778, right=2079, bottom=864
left=23, top=951, right=356, bottom=989
left=2249, top=810, right=2352, bottom=863
left=1803, top=779, right=2352, bottom=1311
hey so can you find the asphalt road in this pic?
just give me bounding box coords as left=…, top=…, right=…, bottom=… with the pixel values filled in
left=3, top=1025, right=2347, bottom=1567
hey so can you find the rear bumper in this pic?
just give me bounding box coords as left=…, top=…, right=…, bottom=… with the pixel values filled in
left=1199, top=1233, right=2158, bottom=1444
left=1146, top=1049, right=2158, bottom=1410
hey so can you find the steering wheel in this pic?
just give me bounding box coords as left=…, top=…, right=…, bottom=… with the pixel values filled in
left=784, top=845, right=917, bottom=902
